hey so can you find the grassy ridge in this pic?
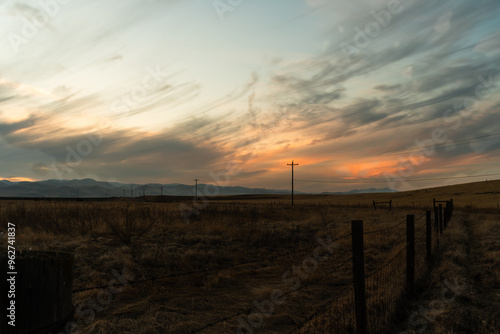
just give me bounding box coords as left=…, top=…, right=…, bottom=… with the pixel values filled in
left=211, top=179, right=500, bottom=210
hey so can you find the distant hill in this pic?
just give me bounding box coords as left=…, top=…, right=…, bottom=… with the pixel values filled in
left=320, top=188, right=397, bottom=195
left=0, top=178, right=396, bottom=198
left=0, top=179, right=293, bottom=198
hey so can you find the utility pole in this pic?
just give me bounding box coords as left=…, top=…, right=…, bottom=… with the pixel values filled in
left=194, top=178, right=200, bottom=200
left=287, top=160, right=299, bottom=206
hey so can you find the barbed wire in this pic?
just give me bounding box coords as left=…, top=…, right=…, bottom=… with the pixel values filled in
left=365, top=244, right=406, bottom=279
left=189, top=256, right=353, bottom=333
left=415, top=229, right=427, bottom=243
left=73, top=233, right=352, bottom=293
left=72, top=209, right=450, bottom=334
left=393, top=230, right=407, bottom=243
left=415, top=213, right=427, bottom=221
left=287, top=284, right=353, bottom=334
left=364, top=217, right=406, bottom=235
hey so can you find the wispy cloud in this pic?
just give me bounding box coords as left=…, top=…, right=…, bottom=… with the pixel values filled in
left=0, top=0, right=499, bottom=191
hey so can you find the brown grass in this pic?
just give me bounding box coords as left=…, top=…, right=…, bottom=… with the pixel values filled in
left=394, top=212, right=500, bottom=333
left=0, top=179, right=498, bottom=333
left=211, top=178, right=500, bottom=210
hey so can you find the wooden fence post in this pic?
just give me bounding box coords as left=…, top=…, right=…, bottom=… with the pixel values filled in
left=438, top=204, right=443, bottom=236
left=426, top=210, right=432, bottom=263
left=389, top=200, right=392, bottom=210
left=444, top=203, right=449, bottom=229
left=351, top=220, right=367, bottom=334
left=373, top=201, right=376, bottom=210
left=434, top=206, right=439, bottom=249
left=406, top=215, right=415, bottom=295
left=1, top=251, right=73, bottom=334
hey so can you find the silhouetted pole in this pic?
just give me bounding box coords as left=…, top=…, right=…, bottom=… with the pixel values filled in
left=194, top=178, right=200, bottom=200
left=406, top=215, right=415, bottom=295
left=287, top=160, right=299, bottom=206
left=351, top=220, right=367, bottom=334
left=426, top=210, right=432, bottom=263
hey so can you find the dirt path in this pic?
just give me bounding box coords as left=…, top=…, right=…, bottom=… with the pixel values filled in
left=394, top=212, right=500, bottom=333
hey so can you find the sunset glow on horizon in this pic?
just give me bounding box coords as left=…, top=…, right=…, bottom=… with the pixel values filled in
left=1, top=0, right=499, bottom=192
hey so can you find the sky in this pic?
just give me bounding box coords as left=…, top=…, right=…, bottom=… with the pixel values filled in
left=0, top=0, right=499, bottom=192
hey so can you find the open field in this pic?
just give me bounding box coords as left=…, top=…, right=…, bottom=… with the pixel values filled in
left=210, top=179, right=500, bottom=210
left=0, top=179, right=499, bottom=333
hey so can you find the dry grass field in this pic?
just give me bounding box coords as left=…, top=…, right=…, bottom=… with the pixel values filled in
left=213, top=179, right=500, bottom=210
left=394, top=211, right=500, bottom=333
left=0, top=179, right=499, bottom=333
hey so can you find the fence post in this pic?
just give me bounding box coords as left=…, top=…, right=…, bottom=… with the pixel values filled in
left=426, top=210, right=432, bottom=263
left=434, top=206, right=439, bottom=249
left=438, top=204, right=443, bottom=236
left=351, top=220, right=367, bottom=334
left=373, top=201, right=376, bottom=210
left=389, top=200, right=392, bottom=210
left=406, top=215, right=415, bottom=295
left=444, top=202, right=449, bottom=229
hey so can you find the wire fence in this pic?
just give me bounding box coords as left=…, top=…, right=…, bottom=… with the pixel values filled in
left=69, top=200, right=454, bottom=333
left=288, top=202, right=454, bottom=333
left=73, top=232, right=352, bottom=294
left=193, top=257, right=354, bottom=333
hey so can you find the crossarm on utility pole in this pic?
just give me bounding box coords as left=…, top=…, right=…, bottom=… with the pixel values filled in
left=287, top=160, right=299, bottom=206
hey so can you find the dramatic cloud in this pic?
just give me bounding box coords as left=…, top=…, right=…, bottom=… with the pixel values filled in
left=0, top=0, right=499, bottom=191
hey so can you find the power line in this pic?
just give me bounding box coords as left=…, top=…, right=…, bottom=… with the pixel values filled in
left=287, top=160, right=299, bottom=206
left=295, top=173, right=500, bottom=184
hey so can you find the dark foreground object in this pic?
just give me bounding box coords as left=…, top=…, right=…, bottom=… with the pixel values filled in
left=1, top=251, right=73, bottom=334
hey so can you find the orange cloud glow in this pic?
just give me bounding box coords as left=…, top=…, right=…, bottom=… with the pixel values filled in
left=1, top=177, right=38, bottom=182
